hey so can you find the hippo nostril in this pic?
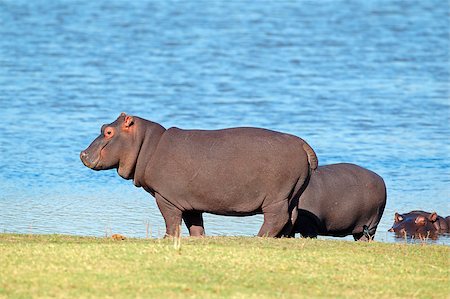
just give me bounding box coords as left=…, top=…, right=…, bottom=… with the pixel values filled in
left=80, top=151, right=90, bottom=162
left=80, top=150, right=100, bottom=169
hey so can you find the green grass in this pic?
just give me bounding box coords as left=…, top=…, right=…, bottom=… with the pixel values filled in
left=0, top=234, right=448, bottom=298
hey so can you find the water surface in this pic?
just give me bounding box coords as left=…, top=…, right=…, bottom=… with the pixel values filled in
left=0, top=0, right=448, bottom=244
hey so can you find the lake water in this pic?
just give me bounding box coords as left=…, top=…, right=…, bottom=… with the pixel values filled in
left=0, top=0, right=448, bottom=244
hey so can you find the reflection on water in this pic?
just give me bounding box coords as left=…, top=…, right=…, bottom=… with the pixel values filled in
left=0, top=1, right=448, bottom=244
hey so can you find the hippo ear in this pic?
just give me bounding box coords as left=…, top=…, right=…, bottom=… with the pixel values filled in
left=428, top=212, right=438, bottom=222
left=124, top=115, right=134, bottom=128
left=415, top=216, right=426, bottom=226
left=394, top=213, right=403, bottom=222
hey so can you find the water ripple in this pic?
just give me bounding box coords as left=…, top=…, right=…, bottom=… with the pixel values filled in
left=0, top=0, right=448, bottom=244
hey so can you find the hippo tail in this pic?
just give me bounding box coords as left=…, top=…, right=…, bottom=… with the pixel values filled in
left=302, top=141, right=318, bottom=171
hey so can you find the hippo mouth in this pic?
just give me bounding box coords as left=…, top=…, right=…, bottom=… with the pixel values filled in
left=80, top=151, right=100, bottom=169
left=80, top=140, right=113, bottom=170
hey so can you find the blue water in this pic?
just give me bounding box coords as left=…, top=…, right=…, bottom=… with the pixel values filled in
left=0, top=0, right=448, bottom=244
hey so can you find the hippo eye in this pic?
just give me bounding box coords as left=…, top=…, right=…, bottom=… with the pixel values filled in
left=104, top=127, right=115, bottom=138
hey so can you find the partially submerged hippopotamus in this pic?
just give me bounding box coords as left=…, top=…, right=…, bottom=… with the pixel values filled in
left=294, top=163, right=387, bottom=241
left=388, top=211, right=450, bottom=239
left=80, top=113, right=318, bottom=237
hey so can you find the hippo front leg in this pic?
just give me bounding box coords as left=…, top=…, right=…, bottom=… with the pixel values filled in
left=155, top=193, right=182, bottom=237
left=182, top=211, right=205, bottom=237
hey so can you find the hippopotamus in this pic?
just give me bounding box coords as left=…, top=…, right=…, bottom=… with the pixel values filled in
left=388, top=211, right=450, bottom=239
left=80, top=113, right=318, bottom=237
left=293, top=163, right=387, bottom=241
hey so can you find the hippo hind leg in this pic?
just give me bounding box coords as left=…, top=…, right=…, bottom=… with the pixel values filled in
left=258, top=199, right=289, bottom=237
left=353, top=225, right=376, bottom=241
left=278, top=207, right=298, bottom=238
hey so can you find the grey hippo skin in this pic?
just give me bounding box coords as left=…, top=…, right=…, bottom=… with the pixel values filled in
left=80, top=113, right=318, bottom=237
left=388, top=211, right=450, bottom=240
left=294, top=163, right=387, bottom=241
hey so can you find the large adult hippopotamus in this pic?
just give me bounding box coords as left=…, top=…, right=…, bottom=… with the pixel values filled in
left=80, top=113, right=318, bottom=237
left=293, top=163, right=387, bottom=241
left=388, top=211, right=450, bottom=239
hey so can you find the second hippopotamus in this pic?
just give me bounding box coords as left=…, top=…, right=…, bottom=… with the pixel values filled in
left=294, top=163, right=387, bottom=241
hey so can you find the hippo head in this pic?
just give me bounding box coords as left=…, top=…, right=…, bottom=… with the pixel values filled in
left=80, top=113, right=141, bottom=180
left=388, top=211, right=439, bottom=240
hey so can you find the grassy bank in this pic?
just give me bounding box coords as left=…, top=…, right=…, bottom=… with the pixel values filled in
left=0, top=234, right=448, bottom=298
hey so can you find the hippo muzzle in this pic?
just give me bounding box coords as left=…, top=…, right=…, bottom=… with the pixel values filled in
left=80, top=150, right=99, bottom=169
left=80, top=135, right=109, bottom=170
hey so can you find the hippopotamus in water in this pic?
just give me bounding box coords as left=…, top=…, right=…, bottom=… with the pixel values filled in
left=80, top=113, right=318, bottom=237
left=293, top=163, right=387, bottom=241
left=388, top=211, right=450, bottom=239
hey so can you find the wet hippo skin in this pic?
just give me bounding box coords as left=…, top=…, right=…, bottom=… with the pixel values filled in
left=80, top=113, right=318, bottom=237
left=294, top=163, right=387, bottom=241
left=388, top=211, right=450, bottom=239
